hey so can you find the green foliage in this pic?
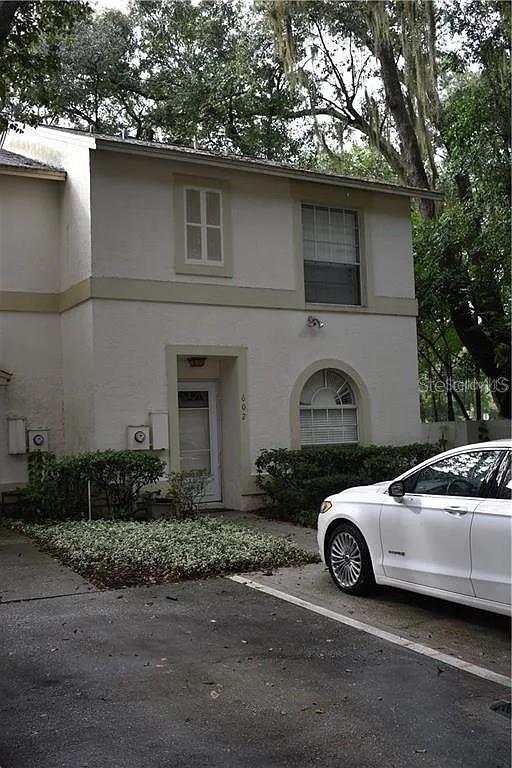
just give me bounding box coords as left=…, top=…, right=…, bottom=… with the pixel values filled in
left=33, top=1, right=304, bottom=160
left=143, top=469, right=209, bottom=518
left=267, top=0, right=511, bottom=416
left=304, top=141, right=398, bottom=182
left=25, top=450, right=165, bottom=519
left=5, top=518, right=319, bottom=588
left=0, top=1, right=90, bottom=130
left=414, top=62, right=511, bottom=419
left=256, top=444, right=438, bottom=526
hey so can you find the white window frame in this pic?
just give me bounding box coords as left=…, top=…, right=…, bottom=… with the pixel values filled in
left=299, top=369, right=359, bottom=446
left=185, top=187, right=224, bottom=266
left=302, top=202, right=362, bottom=306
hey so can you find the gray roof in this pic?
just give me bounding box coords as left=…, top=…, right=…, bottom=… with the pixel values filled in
left=0, top=148, right=66, bottom=179
left=45, top=125, right=442, bottom=200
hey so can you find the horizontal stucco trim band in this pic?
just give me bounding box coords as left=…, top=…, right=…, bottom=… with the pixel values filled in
left=0, top=280, right=91, bottom=313
left=0, top=278, right=418, bottom=317
left=59, top=278, right=92, bottom=312
left=0, top=290, right=59, bottom=312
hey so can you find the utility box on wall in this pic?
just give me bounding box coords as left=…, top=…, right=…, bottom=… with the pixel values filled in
left=149, top=412, right=169, bottom=451
left=8, top=419, right=26, bottom=454
left=27, top=430, right=49, bottom=452
left=127, top=426, right=150, bottom=450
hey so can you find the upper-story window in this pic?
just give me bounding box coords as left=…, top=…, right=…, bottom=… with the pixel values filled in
left=185, top=188, right=223, bottom=264
left=302, top=203, right=361, bottom=305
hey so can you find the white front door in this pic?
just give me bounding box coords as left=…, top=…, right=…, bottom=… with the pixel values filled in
left=178, top=382, right=221, bottom=502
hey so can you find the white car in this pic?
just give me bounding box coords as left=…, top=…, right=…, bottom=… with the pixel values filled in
left=317, top=440, right=511, bottom=615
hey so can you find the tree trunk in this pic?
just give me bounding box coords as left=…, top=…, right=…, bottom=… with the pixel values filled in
left=375, top=39, right=435, bottom=218
left=375, top=38, right=511, bottom=418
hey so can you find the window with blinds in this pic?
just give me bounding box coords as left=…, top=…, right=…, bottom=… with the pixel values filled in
left=185, top=188, right=223, bottom=264
left=300, top=369, right=358, bottom=445
left=302, top=203, right=361, bottom=305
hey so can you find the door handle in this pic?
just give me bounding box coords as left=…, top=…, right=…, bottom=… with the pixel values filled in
left=445, top=506, right=468, bottom=515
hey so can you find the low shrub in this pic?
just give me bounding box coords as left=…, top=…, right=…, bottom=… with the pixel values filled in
left=26, top=450, right=165, bottom=519
left=255, top=443, right=438, bottom=526
left=142, top=469, right=209, bottom=518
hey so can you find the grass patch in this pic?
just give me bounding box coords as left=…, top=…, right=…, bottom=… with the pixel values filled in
left=5, top=518, right=319, bottom=588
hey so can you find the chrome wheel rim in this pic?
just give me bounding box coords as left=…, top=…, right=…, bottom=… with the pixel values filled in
left=330, top=531, right=362, bottom=587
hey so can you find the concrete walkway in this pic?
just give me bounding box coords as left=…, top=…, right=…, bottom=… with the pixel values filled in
left=209, top=509, right=318, bottom=552
left=0, top=527, right=95, bottom=603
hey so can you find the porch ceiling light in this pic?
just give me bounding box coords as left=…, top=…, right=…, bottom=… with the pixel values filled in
left=187, top=357, right=207, bottom=368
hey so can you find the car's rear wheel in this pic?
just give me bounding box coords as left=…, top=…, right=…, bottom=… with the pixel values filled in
left=326, top=522, right=375, bottom=595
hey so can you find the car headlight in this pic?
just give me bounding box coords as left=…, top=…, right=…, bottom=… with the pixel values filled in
left=320, top=500, right=332, bottom=514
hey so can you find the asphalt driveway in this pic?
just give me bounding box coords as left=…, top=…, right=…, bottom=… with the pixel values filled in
left=0, top=528, right=510, bottom=768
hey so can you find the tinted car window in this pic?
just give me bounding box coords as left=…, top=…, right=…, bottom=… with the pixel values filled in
left=410, top=450, right=500, bottom=498
left=496, top=453, right=511, bottom=500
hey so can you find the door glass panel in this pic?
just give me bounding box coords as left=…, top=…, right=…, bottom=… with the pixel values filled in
left=412, top=450, right=500, bottom=497
left=178, top=391, right=209, bottom=409
left=178, top=391, right=211, bottom=474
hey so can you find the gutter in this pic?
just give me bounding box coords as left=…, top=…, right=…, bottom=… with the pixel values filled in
left=0, top=166, right=66, bottom=182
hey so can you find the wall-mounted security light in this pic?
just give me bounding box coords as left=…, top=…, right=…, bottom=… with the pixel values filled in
left=187, top=357, right=207, bottom=368
left=306, top=316, right=325, bottom=329
left=0, top=368, right=13, bottom=387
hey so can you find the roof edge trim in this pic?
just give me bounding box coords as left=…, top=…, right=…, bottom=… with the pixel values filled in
left=0, top=166, right=66, bottom=181
left=94, top=138, right=443, bottom=200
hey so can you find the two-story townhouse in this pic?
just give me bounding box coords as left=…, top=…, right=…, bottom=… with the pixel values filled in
left=0, top=126, right=441, bottom=509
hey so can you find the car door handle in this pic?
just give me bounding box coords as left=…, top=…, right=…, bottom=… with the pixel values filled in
left=445, top=506, right=469, bottom=515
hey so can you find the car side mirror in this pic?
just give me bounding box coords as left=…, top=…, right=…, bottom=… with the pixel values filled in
left=388, top=480, right=405, bottom=499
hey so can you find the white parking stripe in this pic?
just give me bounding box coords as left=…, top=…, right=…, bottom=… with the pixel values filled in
left=229, top=574, right=512, bottom=689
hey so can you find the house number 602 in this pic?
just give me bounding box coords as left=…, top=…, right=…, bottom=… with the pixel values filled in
left=241, top=394, right=248, bottom=421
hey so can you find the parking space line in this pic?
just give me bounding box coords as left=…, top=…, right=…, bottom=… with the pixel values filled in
left=229, top=574, right=511, bottom=689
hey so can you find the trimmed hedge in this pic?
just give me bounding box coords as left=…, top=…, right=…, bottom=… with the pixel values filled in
left=255, top=443, right=438, bottom=527
left=25, top=450, right=165, bottom=519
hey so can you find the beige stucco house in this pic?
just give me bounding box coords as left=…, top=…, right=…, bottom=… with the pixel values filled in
left=0, top=126, right=440, bottom=509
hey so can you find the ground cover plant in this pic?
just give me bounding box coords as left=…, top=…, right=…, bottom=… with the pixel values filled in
left=5, top=518, right=318, bottom=589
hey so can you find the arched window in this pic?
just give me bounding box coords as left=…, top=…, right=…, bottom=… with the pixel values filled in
left=300, top=368, right=358, bottom=445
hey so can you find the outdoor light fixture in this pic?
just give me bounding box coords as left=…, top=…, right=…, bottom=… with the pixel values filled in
left=306, top=316, right=325, bottom=328
left=0, top=368, right=13, bottom=387
left=187, top=357, right=207, bottom=368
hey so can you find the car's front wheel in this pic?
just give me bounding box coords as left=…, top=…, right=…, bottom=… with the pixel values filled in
left=326, top=522, right=375, bottom=595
